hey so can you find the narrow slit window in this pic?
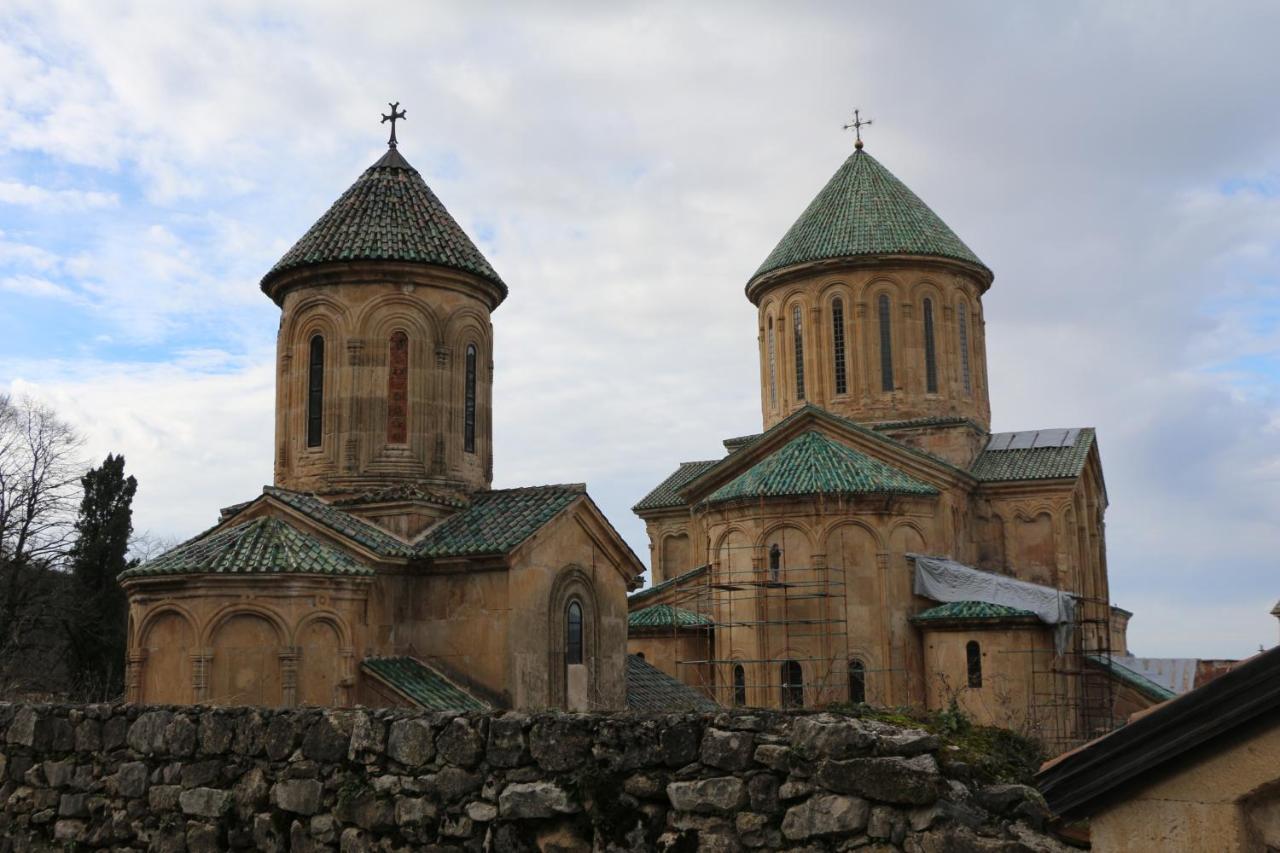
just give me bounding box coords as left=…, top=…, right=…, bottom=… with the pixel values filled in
left=767, top=317, right=778, bottom=409
left=878, top=294, right=894, bottom=392
left=733, top=664, right=747, bottom=707
left=307, top=334, right=324, bottom=448
left=966, top=640, right=982, bottom=688
left=848, top=659, right=866, bottom=704
left=464, top=344, right=477, bottom=454
left=923, top=298, right=938, bottom=394
left=792, top=305, right=805, bottom=400
left=387, top=331, right=409, bottom=444
left=958, top=302, right=972, bottom=395
left=769, top=543, right=781, bottom=583
left=781, top=660, right=804, bottom=708
left=566, top=601, right=583, bottom=665
left=832, top=297, right=848, bottom=395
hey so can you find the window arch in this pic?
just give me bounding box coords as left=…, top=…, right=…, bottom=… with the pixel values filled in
left=566, top=600, right=584, bottom=665
left=464, top=343, right=477, bottom=454
left=958, top=302, right=972, bottom=395
left=877, top=294, right=894, bottom=392
left=307, top=334, right=324, bottom=448
left=923, top=298, right=938, bottom=394
left=781, top=660, right=804, bottom=708
left=768, top=543, right=782, bottom=583
left=832, top=297, right=848, bottom=395
left=733, top=664, right=747, bottom=707
left=387, top=331, right=409, bottom=444
left=792, top=305, right=805, bottom=400
left=848, top=658, right=866, bottom=704
left=966, top=640, right=982, bottom=688
left=767, top=315, right=778, bottom=409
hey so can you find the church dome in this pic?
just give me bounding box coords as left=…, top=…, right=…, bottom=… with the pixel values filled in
left=260, top=147, right=505, bottom=301
left=748, top=148, right=989, bottom=294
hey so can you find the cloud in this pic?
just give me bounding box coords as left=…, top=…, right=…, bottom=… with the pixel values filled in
left=0, top=180, right=116, bottom=210
left=1, top=1, right=1278, bottom=659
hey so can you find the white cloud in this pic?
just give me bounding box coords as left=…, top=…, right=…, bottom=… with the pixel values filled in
left=0, top=180, right=116, bottom=210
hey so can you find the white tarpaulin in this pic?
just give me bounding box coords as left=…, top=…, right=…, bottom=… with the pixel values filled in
left=910, top=554, right=1077, bottom=653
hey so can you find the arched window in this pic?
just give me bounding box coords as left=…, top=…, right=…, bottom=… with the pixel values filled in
left=923, top=298, right=938, bottom=394
left=769, top=543, right=781, bottom=583
left=848, top=658, right=866, bottom=704
left=832, top=297, right=848, bottom=395
left=792, top=305, right=805, bottom=400
left=781, top=660, right=804, bottom=708
left=566, top=601, right=583, bottom=665
left=877, top=294, right=894, bottom=392
left=464, top=344, right=477, bottom=454
left=767, top=316, right=778, bottom=409
left=966, top=640, right=982, bottom=688
left=387, top=331, right=409, bottom=444
left=635, top=652, right=645, bottom=661
left=958, top=302, right=972, bottom=395
left=307, top=334, right=324, bottom=448
left=733, top=664, right=747, bottom=707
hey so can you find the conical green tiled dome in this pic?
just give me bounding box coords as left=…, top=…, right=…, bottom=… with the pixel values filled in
left=261, top=147, right=505, bottom=298
left=751, top=149, right=988, bottom=285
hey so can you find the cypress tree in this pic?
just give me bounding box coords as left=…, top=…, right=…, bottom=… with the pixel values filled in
left=65, top=453, right=137, bottom=699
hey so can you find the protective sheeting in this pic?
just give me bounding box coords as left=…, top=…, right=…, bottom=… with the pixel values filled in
left=910, top=555, right=1077, bottom=653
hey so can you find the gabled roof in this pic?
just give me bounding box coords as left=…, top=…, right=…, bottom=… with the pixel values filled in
left=415, top=484, right=586, bottom=557
left=261, top=146, right=505, bottom=298
left=628, top=565, right=710, bottom=606
left=970, top=428, right=1096, bottom=482
left=705, top=430, right=938, bottom=506
left=629, top=604, right=713, bottom=630
left=633, top=460, right=720, bottom=513
left=626, top=654, right=718, bottom=711
left=120, top=516, right=373, bottom=580
left=750, top=149, right=988, bottom=288
left=265, top=487, right=416, bottom=557
left=362, top=656, right=489, bottom=711
left=1038, top=645, right=1280, bottom=819
left=1086, top=655, right=1176, bottom=704
left=911, top=600, right=1037, bottom=623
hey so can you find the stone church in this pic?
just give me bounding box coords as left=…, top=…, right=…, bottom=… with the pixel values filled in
left=118, top=127, right=698, bottom=713
left=627, top=135, right=1159, bottom=748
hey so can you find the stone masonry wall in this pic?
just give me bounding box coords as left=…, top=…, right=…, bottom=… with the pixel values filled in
left=0, top=703, right=1070, bottom=852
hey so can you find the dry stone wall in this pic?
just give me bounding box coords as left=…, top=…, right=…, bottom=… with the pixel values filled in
left=0, top=703, right=1070, bottom=852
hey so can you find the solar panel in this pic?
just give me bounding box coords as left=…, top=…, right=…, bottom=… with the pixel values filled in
left=1032, top=428, right=1069, bottom=449
left=986, top=432, right=1015, bottom=451
left=1008, top=431, right=1037, bottom=449
left=1062, top=428, right=1080, bottom=447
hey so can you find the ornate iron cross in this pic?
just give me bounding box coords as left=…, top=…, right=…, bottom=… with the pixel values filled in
left=381, top=102, right=407, bottom=148
left=843, top=109, right=873, bottom=150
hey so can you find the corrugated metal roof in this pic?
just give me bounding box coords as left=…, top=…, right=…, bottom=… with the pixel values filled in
left=1115, top=656, right=1199, bottom=695
left=1086, top=655, right=1176, bottom=703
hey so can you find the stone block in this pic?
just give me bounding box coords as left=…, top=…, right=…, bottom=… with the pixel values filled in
left=815, top=755, right=942, bottom=805
left=116, top=761, right=148, bottom=799
left=530, top=716, right=593, bottom=772
left=700, top=728, right=755, bottom=771
left=790, top=714, right=873, bottom=761
left=466, top=800, right=498, bottom=822
left=666, top=777, right=748, bottom=814
left=386, top=718, right=434, bottom=766
left=198, top=712, right=234, bottom=754
left=436, top=716, right=482, bottom=768
left=781, top=792, right=869, bottom=840
left=347, top=711, right=385, bottom=761
left=149, top=784, right=182, bottom=811
left=394, top=795, right=436, bottom=825
left=265, top=714, right=300, bottom=761
left=499, top=780, right=580, bottom=819
left=272, top=778, right=323, bottom=815
left=486, top=713, right=528, bottom=767
left=179, top=786, right=232, bottom=818
left=302, top=713, right=350, bottom=763
left=126, top=710, right=173, bottom=755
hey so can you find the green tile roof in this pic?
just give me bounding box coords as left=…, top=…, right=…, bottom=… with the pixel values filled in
left=911, top=600, right=1038, bottom=623
left=416, top=484, right=585, bottom=557
left=266, top=487, right=416, bottom=557
left=629, top=564, right=710, bottom=606
left=633, top=460, right=720, bottom=513
left=261, top=147, right=505, bottom=297
left=629, top=604, right=713, bottom=629
left=121, top=516, right=374, bottom=579
left=970, top=428, right=1096, bottom=482
left=362, top=657, right=490, bottom=711
left=626, top=655, right=718, bottom=711
left=751, top=149, right=988, bottom=285
left=1086, top=654, right=1176, bottom=703
left=705, top=430, right=938, bottom=506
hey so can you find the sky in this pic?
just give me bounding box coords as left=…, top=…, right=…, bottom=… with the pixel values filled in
left=1, top=1, right=1278, bottom=659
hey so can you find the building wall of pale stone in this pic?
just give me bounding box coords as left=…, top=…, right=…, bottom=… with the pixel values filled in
left=750, top=260, right=992, bottom=433
left=1089, top=716, right=1280, bottom=852
left=269, top=261, right=501, bottom=496
left=919, top=623, right=1054, bottom=734
left=124, top=573, right=371, bottom=709
left=627, top=631, right=711, bottom=693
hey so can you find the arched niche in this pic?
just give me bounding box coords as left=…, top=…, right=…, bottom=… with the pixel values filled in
left=660, top=532, right=691, bottom=582
left=141, top=610, right=195, bottom=704
left=296, top=618, right=344, bottom=707
left=208, top=612, right=284, bottom=707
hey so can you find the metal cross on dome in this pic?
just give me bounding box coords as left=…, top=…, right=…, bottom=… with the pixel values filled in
left=843, top=109, right=873, bottom=150
left=381, top=102, right=407, bottom=149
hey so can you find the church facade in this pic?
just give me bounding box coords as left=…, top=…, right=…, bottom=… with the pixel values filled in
left=628, top=139, right=1156, bottom=748
left=119, top=133, right=661, bottom=713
